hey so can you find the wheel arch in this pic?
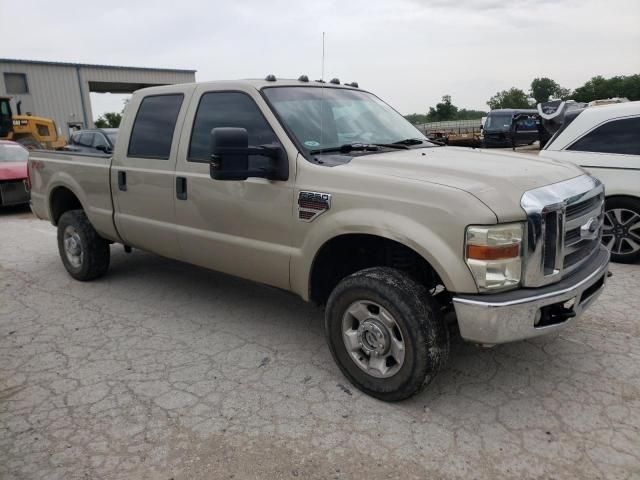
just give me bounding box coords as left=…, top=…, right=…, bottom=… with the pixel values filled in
left=49, top=184, right=85, bottom=226
left=308, top=233, right=452, bottom=306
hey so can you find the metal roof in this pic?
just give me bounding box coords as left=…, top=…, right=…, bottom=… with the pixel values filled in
left=0, top=58, right=196, bottom=74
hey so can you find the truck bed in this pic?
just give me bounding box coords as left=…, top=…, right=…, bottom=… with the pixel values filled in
left=28, top=150, right=121, bottom=242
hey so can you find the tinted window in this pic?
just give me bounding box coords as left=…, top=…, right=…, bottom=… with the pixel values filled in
left=568, top=117, right=640, bottom=155
left=188, top=92, right=279, bottom=163
left=79, top=132, right=94, bottom=147
left=128, top=94, right=183, bottom=159
left=93, top=133, right=108, bottom=148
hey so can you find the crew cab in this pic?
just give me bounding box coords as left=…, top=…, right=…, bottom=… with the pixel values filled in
left=28, top=77, right=610, bottom=401
left=540, top=101, right=640, bottom=263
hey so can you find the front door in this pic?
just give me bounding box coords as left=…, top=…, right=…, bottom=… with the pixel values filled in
left=173, top=88, right=296, bottom=290
left=111, top=90, right=191, bottom=259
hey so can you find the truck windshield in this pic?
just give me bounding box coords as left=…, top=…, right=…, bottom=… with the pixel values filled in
left=263, top=86, right=430, bottom=152
left=484, top=114, right=513, bottom=131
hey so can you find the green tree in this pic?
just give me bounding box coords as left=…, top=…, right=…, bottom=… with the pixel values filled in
left=572, top=74, right=640, bottom=102
left=94, top=112, right=122, bottom=128
left=404, top=113, right=428, bottom=124
left=530, top=77, right=570, bottom=104
left=487, top=88, right=533, bottom=110
left=405, top=97, right=486, bottom=125
left=457, top=108, right=487, bottom=120
left=426, top=95, right=459, bottom=122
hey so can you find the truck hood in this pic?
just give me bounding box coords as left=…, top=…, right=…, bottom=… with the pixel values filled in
left=347, top=147, right=584, bottom=222
left=0, top=162, right=27, bottom=181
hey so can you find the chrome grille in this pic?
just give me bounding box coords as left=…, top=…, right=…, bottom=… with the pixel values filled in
left=562, top=192, right=604, bottom=273
left=521, top=175, right=604, bottom=287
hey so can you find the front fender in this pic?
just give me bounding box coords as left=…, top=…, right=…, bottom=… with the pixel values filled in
left=289, top=208, right=480, bottom=301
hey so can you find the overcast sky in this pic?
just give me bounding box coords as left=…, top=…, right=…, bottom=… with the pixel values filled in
left=2, top=0, right=639, bottom=119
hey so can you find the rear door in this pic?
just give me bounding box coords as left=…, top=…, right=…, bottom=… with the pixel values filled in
left=111, top=87, right=193, bottom=258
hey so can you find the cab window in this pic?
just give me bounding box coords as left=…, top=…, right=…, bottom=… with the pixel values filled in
left=568, top=117, right=640, bottom=155
left=188, top=91, right=279, bottom=164
left=128, top=94, right=183, bottom=159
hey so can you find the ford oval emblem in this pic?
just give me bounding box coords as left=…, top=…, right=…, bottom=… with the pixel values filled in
left=580, top=216, right=599, bottom=239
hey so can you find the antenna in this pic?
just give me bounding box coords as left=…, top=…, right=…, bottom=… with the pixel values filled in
left=321, top=31, right=325, bottom=82
left=319, top=32, right=326, bottom=148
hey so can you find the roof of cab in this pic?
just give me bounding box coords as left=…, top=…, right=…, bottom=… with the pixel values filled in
left=133, top=78, right=362, bottom=96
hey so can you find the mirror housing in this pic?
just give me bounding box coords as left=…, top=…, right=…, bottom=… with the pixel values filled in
left=209, top=127, right=287, bottom=181
left=96, top=144, right=111, bottom=153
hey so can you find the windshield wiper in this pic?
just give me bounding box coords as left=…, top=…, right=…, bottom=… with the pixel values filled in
left=310, top=143, right=408, bottom=154
left=392, top=138, right=424, bottom=145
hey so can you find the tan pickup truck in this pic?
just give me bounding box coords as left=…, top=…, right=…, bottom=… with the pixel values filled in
left=28, top=78, right=610, bottom=401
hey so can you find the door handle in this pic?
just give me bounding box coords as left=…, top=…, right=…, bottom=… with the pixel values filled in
left=118, top=171, right=127, bottom=191
left=176, top=176, right=187, bottom=200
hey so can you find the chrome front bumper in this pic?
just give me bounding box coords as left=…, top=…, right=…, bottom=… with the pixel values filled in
left=452, top=245, right=609, bottom=345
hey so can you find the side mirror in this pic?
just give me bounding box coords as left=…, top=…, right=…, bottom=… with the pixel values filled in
left=96, top=144, right=111, bottom=153
left=209, top=127, right=287, bottom=181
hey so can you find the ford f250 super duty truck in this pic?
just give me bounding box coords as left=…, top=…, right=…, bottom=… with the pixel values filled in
left=28, top=77, right=610, bottom=401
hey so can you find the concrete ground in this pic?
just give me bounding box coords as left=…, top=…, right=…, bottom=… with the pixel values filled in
left=1, top=206, right=639, bottom=480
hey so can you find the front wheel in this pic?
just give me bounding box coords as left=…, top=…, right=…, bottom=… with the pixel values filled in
left=602, top=197, right=640, bottom=264
left=325, top=267, right=449, bottom=402
left=57, top=210, right=110, bottom=280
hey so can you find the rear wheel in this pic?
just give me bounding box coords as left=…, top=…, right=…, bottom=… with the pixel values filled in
left=57, top=210, right=110, bottom=280
left=602, top=197, right=640, bottom=264
left=325, top=267, right=449, bottom=402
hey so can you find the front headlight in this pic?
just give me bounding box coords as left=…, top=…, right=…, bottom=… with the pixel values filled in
left=465, top=223, right=523, bottom=292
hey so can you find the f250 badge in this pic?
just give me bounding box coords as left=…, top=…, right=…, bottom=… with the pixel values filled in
left=298, top=191, right=331, bottom=222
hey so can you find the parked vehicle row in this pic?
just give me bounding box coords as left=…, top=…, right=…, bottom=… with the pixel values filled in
left=28, top=77, right=610, bottom=401
left=540, top=101, right=640, bottom=263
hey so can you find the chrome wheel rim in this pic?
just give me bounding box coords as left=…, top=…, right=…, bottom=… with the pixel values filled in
left=63, top=225, right=83, bottom=268
left=341, top=300, right=405, bottom=378
left=602, top=208, right=640, bottom=255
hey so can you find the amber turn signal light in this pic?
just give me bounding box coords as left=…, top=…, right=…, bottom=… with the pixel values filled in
left=466, top=243, right=520, bottom=260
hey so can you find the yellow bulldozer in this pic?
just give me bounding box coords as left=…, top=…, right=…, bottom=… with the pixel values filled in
left=0, top=96, right=66, bottom=150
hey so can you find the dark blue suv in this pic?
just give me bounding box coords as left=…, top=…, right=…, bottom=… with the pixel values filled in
left=482, top=109, right=539, bottom=148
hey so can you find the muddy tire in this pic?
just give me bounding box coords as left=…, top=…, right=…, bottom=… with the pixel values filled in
left=325, top=267, right=449, bottom=402
left=57, top=210, right=110, bottom=281
left=602, top=197, right=640, bottom=264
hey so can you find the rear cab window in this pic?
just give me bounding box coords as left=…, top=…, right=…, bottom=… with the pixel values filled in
left=128, top=94, right=184, bottom=159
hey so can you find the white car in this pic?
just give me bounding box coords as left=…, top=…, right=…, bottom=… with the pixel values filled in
left=540, top=101, right=640, bottom=263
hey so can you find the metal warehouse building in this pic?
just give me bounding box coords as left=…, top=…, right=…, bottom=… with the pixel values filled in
left=0, top=58, right=196, bottom=139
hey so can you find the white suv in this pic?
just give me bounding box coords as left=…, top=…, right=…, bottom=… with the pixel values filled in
left=540, top=101, right=640, bottom=263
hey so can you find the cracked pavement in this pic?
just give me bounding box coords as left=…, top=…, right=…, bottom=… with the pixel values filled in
left=1, top=206, right=639, bottom=479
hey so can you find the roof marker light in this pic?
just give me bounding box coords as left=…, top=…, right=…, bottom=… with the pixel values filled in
left=330, top=78, right=340, bottom=85
left=265, top=74, right=276, bottom=81
left=298, top=75, right=309, bottom=82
